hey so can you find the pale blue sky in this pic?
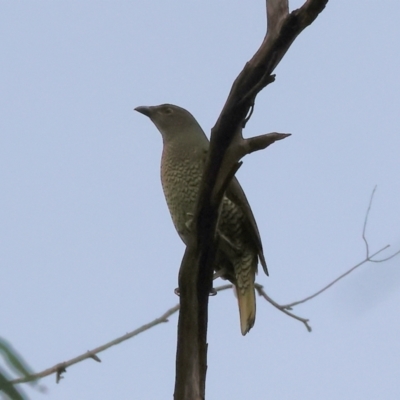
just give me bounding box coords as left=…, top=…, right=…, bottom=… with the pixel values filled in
left=1, top=2, right=399, bottom=399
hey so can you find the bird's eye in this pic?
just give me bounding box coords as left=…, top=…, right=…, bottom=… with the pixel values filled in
left=164, top=108, right=173, bottom=115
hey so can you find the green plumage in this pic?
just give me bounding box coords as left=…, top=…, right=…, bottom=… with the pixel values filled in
left=136, top=104, right=268, bottom=335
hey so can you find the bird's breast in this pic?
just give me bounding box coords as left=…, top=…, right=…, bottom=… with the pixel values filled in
left=160, top=147, right=205, bottom=241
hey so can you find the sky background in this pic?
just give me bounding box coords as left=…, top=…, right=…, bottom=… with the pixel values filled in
left=1, top=1, right=400, bottom=399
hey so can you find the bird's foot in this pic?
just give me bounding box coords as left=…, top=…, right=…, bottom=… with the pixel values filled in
left=213, top=268, right=228, bottom=280
left=174, top=287, right=217, bottom=296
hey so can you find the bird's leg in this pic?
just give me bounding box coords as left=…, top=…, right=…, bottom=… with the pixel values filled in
left=175, top=288, right=218, bottom=297
left=208, top=267, right=230, bottom=295
left=217, top=231, right=242, bottom=257
left=213, top=268, right=228, bottom=280
left=174, top=267, right=228, bottom=297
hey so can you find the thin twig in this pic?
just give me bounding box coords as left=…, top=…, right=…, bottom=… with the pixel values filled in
left=362, top=185, right=377, bottom=258
left=363, top=186, right=400, bottom=263
left=255, top=284, right=312, bottom=332
left=370, top=249, right=400, bottom=263
left=11, top=285, right=234, bottom=386
left=11, top=304, right=180, bottom=385
left=213, top=282, right=312, bottom=332
left=280, top=246, right=390, bottom=310
left=282, top=186, right=400, bottom=309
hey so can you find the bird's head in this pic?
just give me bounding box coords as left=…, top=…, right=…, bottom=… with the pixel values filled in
left=135, top=104, right=206, bottom=144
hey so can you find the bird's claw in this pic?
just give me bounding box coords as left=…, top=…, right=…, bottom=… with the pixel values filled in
left=174, top=287, right=217, bottom=296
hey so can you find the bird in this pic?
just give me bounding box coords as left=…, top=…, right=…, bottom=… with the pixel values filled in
left=135, top=104, right=268, bottom=335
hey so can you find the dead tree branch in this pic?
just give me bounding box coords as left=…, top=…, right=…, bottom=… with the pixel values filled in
left=6, top=281, right=308, bottom=387
left=280, top=245, right=393, bottom=310
left=9, top=286, right=231, bottom=386
left=174, top=1, right=329, bottom=399
left=281, top=186, right=400, bottom=310
left=255, top=284, right=312, bottom=331
left=363, top=186, right=400, bottom=263
left=10, top=304, right=179, bottom=385
left=10, top=185, right=398, bottom=387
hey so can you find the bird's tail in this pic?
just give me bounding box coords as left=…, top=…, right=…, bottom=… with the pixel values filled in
left=237, top=284, right=256, bottom=336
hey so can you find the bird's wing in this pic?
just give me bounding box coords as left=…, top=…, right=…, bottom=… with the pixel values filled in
left=197, top=147, right=268, bottom=275
left=226, top=177, right=268, bottom=276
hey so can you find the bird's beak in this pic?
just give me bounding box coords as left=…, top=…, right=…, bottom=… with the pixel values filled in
left=134, top=106, right=152, bottom=117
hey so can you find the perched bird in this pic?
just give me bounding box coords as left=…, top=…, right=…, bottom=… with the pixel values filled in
left=135, top=104, right=268, bottom=335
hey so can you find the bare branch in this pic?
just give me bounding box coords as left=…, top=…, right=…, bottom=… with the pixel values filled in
left=362, top=185, right=377, bottom=258
left=361, top=187, right=400, bottom=263
left=370, top=248, right=400, bottom=263
left=175, top=2, right=329, bottom=398
left=12, top=282, right=307, bottom=388
left=280, top=245, right=391, bottom=310
left=281, top=187, right=400, bottom=309
left=255, top=284, right=312, bottom=332
left=11, top=285, right=234, bottom=386
left=243, top=132, right=291, bottom=155
left=11, top=183, right=398, bottom=392
left=267, top=0, right=289, bottom=36
left=12, top=198, right=400, bottom=386
left=11, top=304, right=180, bottom=385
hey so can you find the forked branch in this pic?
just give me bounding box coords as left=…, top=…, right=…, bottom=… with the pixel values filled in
left=175, top=1, right=330, bottom=399
left=9, top=186, right=399, bottom=388
left=281, top=186, right=400, bottom=310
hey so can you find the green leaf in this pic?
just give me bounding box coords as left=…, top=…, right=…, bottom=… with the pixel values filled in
left=0, top=368, right=25, bottom=400
left=0, top=337, right=35, bottom=383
